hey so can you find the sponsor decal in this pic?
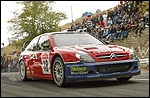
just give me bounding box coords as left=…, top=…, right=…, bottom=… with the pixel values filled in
left=71, top=71, right=88, bottom=75
left=34, top=62, right=41, bottom=65
left=70, top=66, right=86, bottom=71
left=70, top=66, right=88, bottom=75
left=99, top=65, right=129, bottom=72
left=108, top=65, right=129, bottom=71
left=42, top=53, right=48, bottom=59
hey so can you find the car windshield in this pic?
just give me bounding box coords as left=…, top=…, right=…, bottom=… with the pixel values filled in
left=52, top=33, right=104, bottom=46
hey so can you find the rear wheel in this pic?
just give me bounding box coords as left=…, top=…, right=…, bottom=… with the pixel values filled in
left=52, top=57, right=66, bottom=87
left=116, top=76, right=132, bottom=82
left=19, top=60, right=29, bottom=81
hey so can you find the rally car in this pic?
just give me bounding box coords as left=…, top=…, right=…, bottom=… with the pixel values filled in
left=18, top=29, right=141, bottom=87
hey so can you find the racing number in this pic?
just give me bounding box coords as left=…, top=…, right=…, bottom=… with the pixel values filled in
left=41, top=53, right=50, bottom=74
left=43, top=60, right=49, bottom=72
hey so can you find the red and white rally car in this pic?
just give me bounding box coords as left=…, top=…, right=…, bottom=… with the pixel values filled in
left=18, top=29, right=141, bottom=87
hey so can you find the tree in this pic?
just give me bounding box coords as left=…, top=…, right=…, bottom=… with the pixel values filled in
left=138, top=1, right=149, bottom=15
left=7, top=1, right=67, bottom=44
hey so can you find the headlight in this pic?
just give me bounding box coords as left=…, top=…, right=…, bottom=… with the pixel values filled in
left=75, top=52, right=95, bottom=63
left=129, top=49, right=136, bottom=59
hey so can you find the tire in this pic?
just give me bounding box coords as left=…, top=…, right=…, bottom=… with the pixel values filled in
left=19, top=60, right=29, bottom=81
left=52, top=57, right=66, bottom=87
left=116, top=76, right=132, bottom=82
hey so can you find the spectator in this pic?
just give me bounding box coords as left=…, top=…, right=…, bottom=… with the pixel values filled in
left=7, top=62, right=11, bottom=72
left=70, top=23, right=76, bottom=31
left=132, top=21, right=139, bottom=37
left=144, top=9, right=149, bottom=26
left=115, top=24, right=122, bottom=40
left=11, top=58, right=18, bottom=72
left=98, top=13, right=104, bottom=22
left=120, top=4, right=125, bottom=13
left=132, top=1, right=139, bottom=13
left=124, top=21, right=130, bottom=38
left=107, top=9, right=113, bottom=19
left=109, top=24, right=116, bottom=42
left=113, top=7, right=118, bottom=17
left=81, top=19, right=87, bottom=27
left=129, top=1, right=134, bottom=12
left=113, top=15, right=118, bottom=24
left=134, top=19, right=145, bottom=37
left=120, top=23, right=126, bottom=40
left=102, top=11, right=108, bottom=26
left=107, top=17, right=113, bottom=26
left=99, top=27, right=104, bottom=39
left=91, top=15, right=98, bottom=27
left=86, top=17, right=92, bottom=27
left=86, top=26, right=91, bottom=34
left=124, top=12, right=129, bottom=20
left=95, top=28, right=100, bottom=38
left=117, top=5, right=121, bottom=15
left=127, top=8, right=132, bottom=17
left=1, top=56, right=5, bottom=72
left=102, top=27, right=109, bottom=41
left=97, top=20, right=104, bottom=28
left=91, top=28, right=96, bottom=37
left=124, top=1, right=129, bottom=12
left=130, top=12, right=136, bottom=19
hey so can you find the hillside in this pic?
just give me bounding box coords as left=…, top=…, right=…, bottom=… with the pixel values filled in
left=109, top=28, right=149, bottom=59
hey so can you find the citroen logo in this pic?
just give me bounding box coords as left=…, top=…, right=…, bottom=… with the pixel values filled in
left=110, top=53, right=117, bottom=59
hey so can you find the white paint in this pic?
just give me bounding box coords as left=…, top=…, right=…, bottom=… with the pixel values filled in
left=132, top=79, right=149, bottom=81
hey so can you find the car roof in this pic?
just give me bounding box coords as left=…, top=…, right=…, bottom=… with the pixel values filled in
left=44, top=29, right=87, bottom=36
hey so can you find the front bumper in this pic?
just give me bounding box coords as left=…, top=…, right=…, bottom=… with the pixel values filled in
left=64, top=59, right=141, bottom=83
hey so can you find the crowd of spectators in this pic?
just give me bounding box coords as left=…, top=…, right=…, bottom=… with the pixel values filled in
left=1, top=51, right=20, bottom=72
left=70, top=1, right=149, bottom=42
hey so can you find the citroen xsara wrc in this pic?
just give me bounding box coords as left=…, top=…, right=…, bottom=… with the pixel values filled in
left=18, top=29, right=141, bottom=87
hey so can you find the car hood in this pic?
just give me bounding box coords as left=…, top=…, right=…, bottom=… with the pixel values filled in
left=57, top=44, right=129, bottom=62
left=59, top=44, right=127, bottom=53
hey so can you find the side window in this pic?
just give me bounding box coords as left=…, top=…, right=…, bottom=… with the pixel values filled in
left=37, top=35, right=50, bottom=51
left=25, top=36, right=40, bottom=51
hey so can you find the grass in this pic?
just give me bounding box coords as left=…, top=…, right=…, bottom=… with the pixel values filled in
left=140, top=63, right=149, bottom=71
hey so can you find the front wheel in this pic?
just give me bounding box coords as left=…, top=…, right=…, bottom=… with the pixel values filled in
left=116, top=76, right=132, bottom=82
left=52, top=57, right=66, bottom=87
left=19, top=60, right=29, bottom=81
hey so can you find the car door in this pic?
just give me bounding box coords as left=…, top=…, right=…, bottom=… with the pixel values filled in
left=24, top=36, right=40, bottom=75
left=33, top=35, right=51, bottom=75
